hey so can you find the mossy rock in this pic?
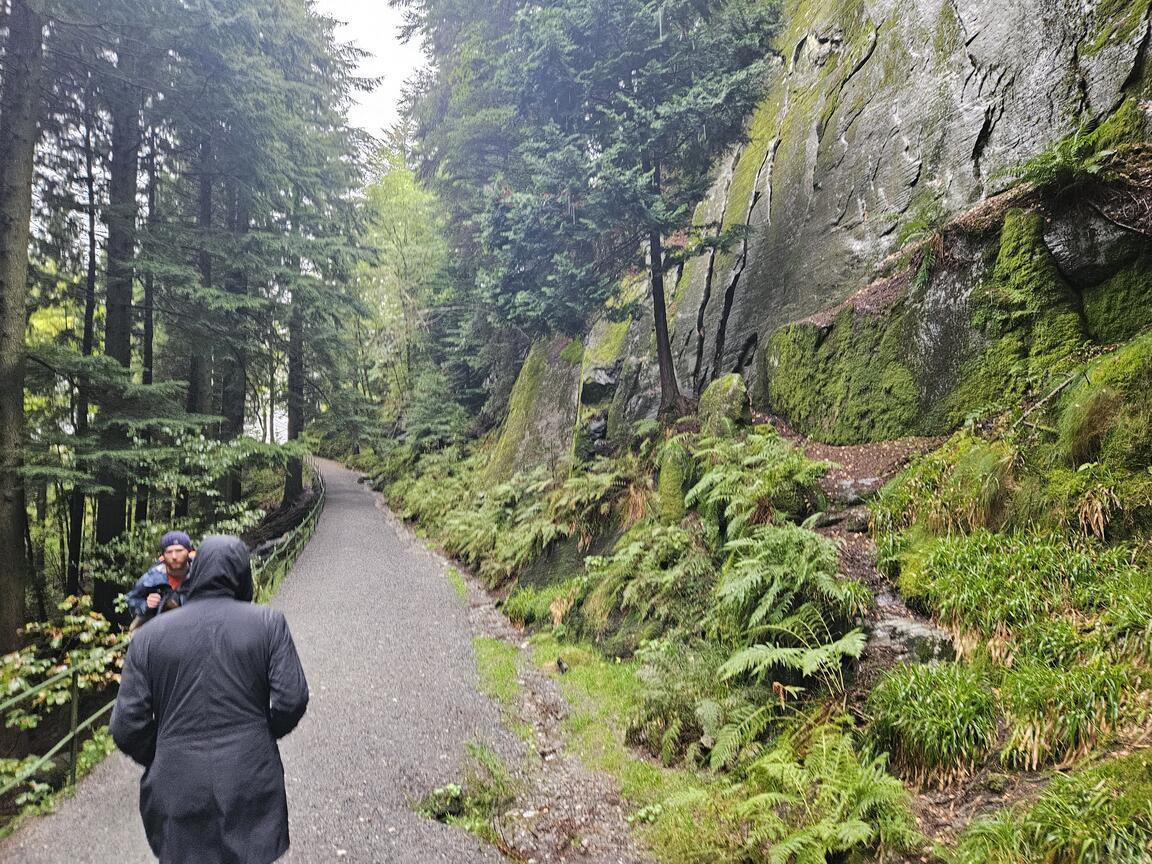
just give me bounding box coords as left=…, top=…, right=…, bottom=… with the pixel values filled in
left=698, top=373, right=751, bottom=435
left=759, top=307, right=920, bottom=445
left=656, top=440, right=693, bottom=524
left=1056, top=332, right=1152, bottom=474
left=485, top=337, right=582, bottom=484
left=1082, top=255, right=1152, bottom=343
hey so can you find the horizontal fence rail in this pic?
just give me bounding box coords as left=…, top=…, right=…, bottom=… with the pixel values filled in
left=0, top=461, right=326, bottom=803
left=252, top=460, right=326, bottom=602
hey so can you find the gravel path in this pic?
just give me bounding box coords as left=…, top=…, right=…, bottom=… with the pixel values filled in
left=0, top=459, right=511, bottom=864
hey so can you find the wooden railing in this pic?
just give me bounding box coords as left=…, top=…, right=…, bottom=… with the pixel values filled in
left=0, top=462, right=326, bottom=802
left=252, top=461, right=327, bottom=602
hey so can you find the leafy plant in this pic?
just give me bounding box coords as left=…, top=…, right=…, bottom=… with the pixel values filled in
left=731, top=724, right=920, bottom=862
left=580, top=521, right=717, bottom=641
left=867, top=662, right=997, bottom=788
left=711, top=524, right=868, bottom=695
left=416, top=743, right=516, bottom=848
left=686, top=430, right=827, bottom=544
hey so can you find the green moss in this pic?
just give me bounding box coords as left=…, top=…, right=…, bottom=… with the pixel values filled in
left=485, top=342, right=549, bottom=484
left=1083, top=257, right=1152, bottom=343
left=933, top=0, right=962, bottom=57
left=1084, top=0, right=1149, bottom=56
left=942, top=209, right=1087, bottom=426
left=656, top=439, right=692, bottom=524
left=559, top=338, right=584, bottom=365
left=1060, top=333, right=1152, bottom=474
left=697, top=372, right=751, bottom=435
left=584, top=319, right=630, bottom=367
left=1093, top=97, right=1146, bottom=150
left=760, top=307, right=920, bottom=444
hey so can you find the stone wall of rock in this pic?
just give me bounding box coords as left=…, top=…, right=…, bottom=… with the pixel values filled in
left=670, top=0, right=1151, bottom=397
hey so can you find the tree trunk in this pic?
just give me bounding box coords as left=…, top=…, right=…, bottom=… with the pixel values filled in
left=283, top=302, right=305, bottom=505
left=135, top=130, right=159, bottom=527
left=94, top=45, right=142, bottom=618
left=176, top=137, right=215, bottom=521
left=645, top=160, right=685, bottom=417
left=0, top=0, right=44, bottom=651
left=67, top=81, right=99, bottom=598
left=220, top=182, right=249, bottom=504
left=649, top=227, right=684, bottom=416
left=186, top=136, right=214, bottom=417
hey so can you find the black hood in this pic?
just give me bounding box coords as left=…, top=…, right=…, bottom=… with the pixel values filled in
left=185, top=535, right=253, bottom=602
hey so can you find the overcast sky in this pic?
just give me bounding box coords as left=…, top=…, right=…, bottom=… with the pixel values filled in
left=312, top=0, right=427, bottom=138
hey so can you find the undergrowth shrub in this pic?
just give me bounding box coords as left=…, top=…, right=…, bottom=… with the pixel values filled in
left=503, top=578, right=584, bottom=630
left=953, top=750, right=1152, bottom=864
left=871, top=432, right=1016, bottom=537
left=416, top=742, right=515, bottom=846
left=736, top=725, right=919, bottom=862
left=626, top=640, right=771, bottom=769
left=711, top=523, right=869, bottom=696
left=999, top=656, right=1133, bottom=770
left=686, top=429, right=827, bottom=544
left=579, top=521, right=717, bottom=644
left=894, top=530, right=1140, bottom=658
left=867, top=662, right=997, bottom=788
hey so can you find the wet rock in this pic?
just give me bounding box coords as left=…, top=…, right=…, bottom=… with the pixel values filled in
left=1044, top=210, right=1143, bottom=287
left=868, top=592, right=954, bottom=663
left=581, top=366, right=618, bottom=405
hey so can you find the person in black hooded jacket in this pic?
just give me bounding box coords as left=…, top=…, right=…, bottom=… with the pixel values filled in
left=111, top=535, right=309, bottom=864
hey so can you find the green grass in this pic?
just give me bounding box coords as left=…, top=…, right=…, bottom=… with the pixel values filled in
left=473, top=637, right=520, bottom=707
left=894, top=530, right=1140, bottom=656
left=416, top=742, right=517, bottom=848
left=446, top=566, right=468, bottom=602
left=473, top=637, right=533, bottom=743
left=528, top=634, right=726, bottom=860
left=952, top=750, right=1152, bottom=864
left=999, top=657, right=1132, bottom=770
left=503, top=579, right=582, bottom=630
left=867, top=662, right=998, bottom=788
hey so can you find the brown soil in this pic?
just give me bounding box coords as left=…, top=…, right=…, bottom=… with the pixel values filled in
left=759, top=412, right=943, bottom=504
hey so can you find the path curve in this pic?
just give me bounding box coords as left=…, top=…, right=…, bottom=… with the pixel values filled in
left=0, top=459, right=510, bottom=864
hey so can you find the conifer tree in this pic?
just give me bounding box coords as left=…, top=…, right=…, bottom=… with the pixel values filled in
left=0, top=0, right=46, bottom=650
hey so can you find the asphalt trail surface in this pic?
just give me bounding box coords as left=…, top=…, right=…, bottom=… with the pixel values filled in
left=1, top=459, right=510, bottom=863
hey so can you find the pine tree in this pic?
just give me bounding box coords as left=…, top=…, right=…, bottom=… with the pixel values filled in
left=0, top=0, right=46, bottom=650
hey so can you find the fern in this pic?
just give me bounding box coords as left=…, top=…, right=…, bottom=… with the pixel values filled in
left=686, top=430, right=828, bottom=543
left=710, top=523, right=870, bottom=697
left=733, top=725, right=920, bottom=862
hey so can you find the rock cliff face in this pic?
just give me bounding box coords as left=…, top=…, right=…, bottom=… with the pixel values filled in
left=495, top=0, right=1152, bottom=471
left=670, top=0, right=1150, bottom=397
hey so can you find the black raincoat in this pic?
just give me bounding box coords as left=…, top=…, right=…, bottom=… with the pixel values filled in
left=111, top=535, right=309, bottom=864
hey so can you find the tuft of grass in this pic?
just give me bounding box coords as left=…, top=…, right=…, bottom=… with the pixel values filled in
left=867, top=662, right=997, bottom=788
left=893, top=530, right=1140, bottom=657
left=503, top=578, right=583, bottom=630
left=474, top=637, right=521, bottom=709
left=446, top=566, right=468, bottom=602
left=999, top=656, right=1132, bottom=770
left=953, top=750, right=1152, bottom=864
left=417, top=742, right=516, bottom=848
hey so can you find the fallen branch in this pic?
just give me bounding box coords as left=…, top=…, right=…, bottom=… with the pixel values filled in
left=1013, top=370, right=1085, bottom=430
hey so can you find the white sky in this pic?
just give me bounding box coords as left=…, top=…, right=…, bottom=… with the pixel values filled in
left=312, top=0, right=427, bottom=139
